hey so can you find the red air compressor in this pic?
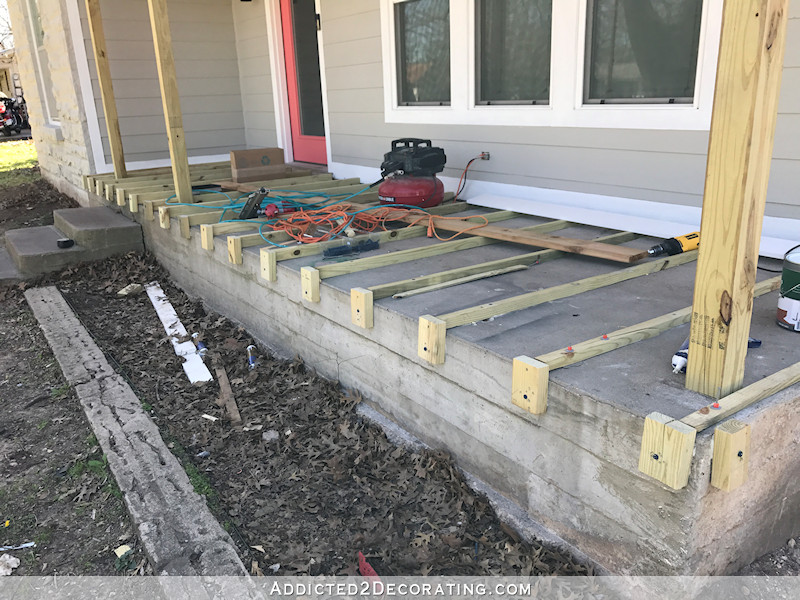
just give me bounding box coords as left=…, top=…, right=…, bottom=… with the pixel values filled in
left=378, top=138, right=447, bottom=209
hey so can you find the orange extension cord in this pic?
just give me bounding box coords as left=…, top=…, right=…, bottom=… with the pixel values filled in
left=266, top=205, right=489, bottom=244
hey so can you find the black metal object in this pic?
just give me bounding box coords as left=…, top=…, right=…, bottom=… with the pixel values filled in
left=238, top=188, right=269, bottom=220
left=380, top=138, right=446, bottom=178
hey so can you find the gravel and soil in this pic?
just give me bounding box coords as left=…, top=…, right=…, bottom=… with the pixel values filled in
left=1, top=173, right=797, bottom=576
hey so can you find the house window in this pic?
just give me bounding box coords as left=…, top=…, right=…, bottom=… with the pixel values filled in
left=380, top=0, right=722, bottom=129
left=476, top=0, right=552, bottom=105
left=585, top=0, right=704, bottom=104
left=395, top=0, right=450, bottom=105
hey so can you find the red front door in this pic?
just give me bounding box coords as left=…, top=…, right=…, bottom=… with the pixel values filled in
left=280, top=0, right=327, bottom=165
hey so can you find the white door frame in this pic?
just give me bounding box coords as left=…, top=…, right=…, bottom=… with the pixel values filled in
left=264, top=0, right=332, bottom=166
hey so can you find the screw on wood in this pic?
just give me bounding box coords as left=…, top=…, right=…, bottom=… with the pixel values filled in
left=652, top=453, right=659, bottom=461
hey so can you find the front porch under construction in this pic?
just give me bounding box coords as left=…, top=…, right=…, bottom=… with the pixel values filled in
left=76, top=163, right=800, bottom=575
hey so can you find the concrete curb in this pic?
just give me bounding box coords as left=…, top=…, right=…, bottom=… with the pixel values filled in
left=24, top=286, right=248, bottom=578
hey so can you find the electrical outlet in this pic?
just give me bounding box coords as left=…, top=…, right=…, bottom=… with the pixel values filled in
left=480, top=152, right=490, bottom=160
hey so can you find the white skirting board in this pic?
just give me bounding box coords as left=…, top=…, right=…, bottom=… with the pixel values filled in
left=469, top=193, right=800, bottom=260
left=145, top=282, right=213, bottom=384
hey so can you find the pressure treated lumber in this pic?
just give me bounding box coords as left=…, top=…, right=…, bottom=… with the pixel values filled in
left=439, top=250, right=698, bottom=330
left=681, top=361, right=800, bottom=431
left=365, top=231, right=639, bottom=304
left=88, top=161, right=228, bottom=183
left=313, top=218, right=566, bottom=279
left=687, top=0, right=789, bottom=398
left=710, top=420, right=750, bottom=492
left=132, top=173, right=328, bottom=214
left=395, top=215, right=648, bottom=264
left=85, top=0, right=126, bottom=179
left=536, top=277, right=780, bottom=371
left=300, top=217, right=565, bottom=303
left=512, top=356, right=549, bottom=415
left=219, top=176, right=352, bottom=194
left=393, top=265, right=529, bottom=299
left=258, top=201, right=469, bottom=281
left=158, top=197, right=239, bottom=229
left=638, top=413, right=697, bottom=490
left=147, top=0, right=192, bottom=202
left=115, top=171, right=233, bottom=206
left=418, top=316, right=446, bottom=364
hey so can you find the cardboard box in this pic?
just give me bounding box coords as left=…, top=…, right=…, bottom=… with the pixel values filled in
left=230, top=148, right=285, bottom=170
left=232, top=165, right=312, bottom=184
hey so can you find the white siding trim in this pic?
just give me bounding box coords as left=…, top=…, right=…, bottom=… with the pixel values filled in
left=328, top=160, right=799, bottom=259
left=315, top=0, right=333, bottom=166
left=65, top=0, right=104, bottom=173
left=380, top=0, right=723, bottom=130
left=265, top=0, right=292, bottom=161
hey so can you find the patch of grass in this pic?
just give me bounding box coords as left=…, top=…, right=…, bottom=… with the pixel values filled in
left=103, top=480, right=123, bottom=500
left=37, top=420, right=48, bottom=431
left=68, top=454, right=109, bottom=479
left=141, top=402, right=153, bottom=412
left=184, top=461, right=215, bottom=500
left=85, top=433, right=99, bottom=448
left=33, top=528, right=53, bottom=546
left=51, top=383, right=71, bottom=399
left=0, top=140, right=39, bottom=187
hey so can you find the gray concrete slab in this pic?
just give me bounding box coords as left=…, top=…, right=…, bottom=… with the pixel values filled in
left=24, top=287, right=247, bottom=579
left=0, top=247, right=23, bottom=283
left=263, top=221, right=798, bottom=420
left=53, top=206, right=143, bottom=250
left=5, top=224, right=141, bottom=274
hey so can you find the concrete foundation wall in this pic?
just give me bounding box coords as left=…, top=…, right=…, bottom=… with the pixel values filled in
left=7, top=0, right=93, bottom=202
left=115, top=202, right=800, bottom=575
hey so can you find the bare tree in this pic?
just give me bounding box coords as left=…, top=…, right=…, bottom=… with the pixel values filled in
left=0, top=1, right=13, bottom=50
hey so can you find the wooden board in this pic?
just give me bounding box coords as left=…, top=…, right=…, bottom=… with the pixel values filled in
left=366, top=231, right=639, bottom=303
left=232, top=165, right=311, bottom=184
left=85, top=0, right=126, bottom=179
left=638, top=412, right=696, bottom=490
left=710, top=420, right=750, bottom=492
left=686, top=0, right=789, bottom=398
left=147, top=0, right=192, bottom=202
left=681, top=360, right=800, bottom=431
left=395, top=215, right=648, bottom=264
left=438, top=251, right=698, bottom=330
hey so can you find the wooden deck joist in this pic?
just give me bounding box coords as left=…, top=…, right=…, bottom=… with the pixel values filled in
left=259, top=201, right=471, bottom=282
left=639, top=356, right=799, bottom=492
left=419, top=250, right=698, bottom=365
left=517, top=277, right=781, bottom=421
left=396, top=214, right=649, bottom=264
left=133, top=174, right=335, bottom=214
left=352, top=231, right=640, bottom=330
left=299, top=210, right=544, bottom=299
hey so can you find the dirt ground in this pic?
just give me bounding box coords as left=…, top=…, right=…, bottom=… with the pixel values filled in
left=1, top=179, right=149, bottom=576
left=50, top=254, right=590, bottom=576
left=1, top=177, right=797, bottom=576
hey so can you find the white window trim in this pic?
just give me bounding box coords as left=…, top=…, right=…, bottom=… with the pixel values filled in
left=25, top=0, right=59, bottom=125
left=380, top=0, right=723, bottom=131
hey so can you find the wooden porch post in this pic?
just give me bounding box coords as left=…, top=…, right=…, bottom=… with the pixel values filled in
left=84, top=0, right=126, bottom=179
left=686, top=0, right=788, bottom=398
left=146, top=0, right=192, bottom=203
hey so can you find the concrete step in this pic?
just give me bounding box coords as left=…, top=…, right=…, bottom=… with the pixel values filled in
left=53, top=207, right=142, bottom=250
left=4, top=225, right=141, bottom=275
left=0, top=247, right=23, bottom=284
